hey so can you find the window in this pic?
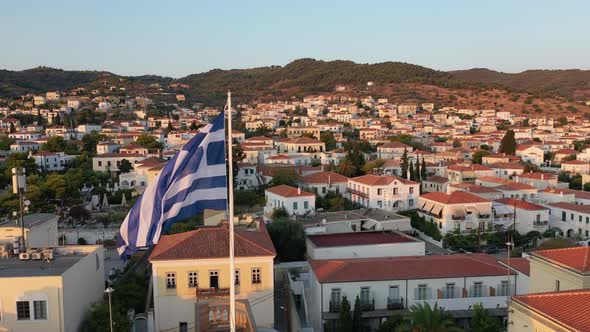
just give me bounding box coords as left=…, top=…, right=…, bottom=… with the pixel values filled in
left=209, top=271, right=219, bottom=289
left=571, top=213, right=574, bottom=220
left=417, top=284, right=429, bottom=300
left=562, top=211, right=566, bottom=221
left=555, top=280, right=560, bottom=291
left=188, top=272, right=198, bottom=288
left=98, top=161, right=102, bottom=167
left=331, top=288, right=341, bottom=305
left=293, top=202, right=298, bottom=210
left=388, top=286, right=400, bottom=300
left=304, top=201, right=309, bottom=209
left=580, top=216, right=583, bottom=222
left=166, top=272, right=176, bottom=289
left=360, top=287, right=371, bottom=305
left=409, top=199, right=414, bottom=207
left=393, top=188, right=399, bottom=195
left=444, top=283, right=455, bottom=299
left=33, top=301, right=47, bottom=320
left=409, top=187, right=414, bottom=194
left=472, top=282, right=483, bottom=297
left=499, top=280, right=510, bottom=296
left=235, top=270, right=240, bottom=286
left=586, top=217, right=589, bottom=224
left=17, top=301, right=30, bottom=320
left=252, top=268, right=261, bottom=284
left=377, top=188, right=382, bottom=195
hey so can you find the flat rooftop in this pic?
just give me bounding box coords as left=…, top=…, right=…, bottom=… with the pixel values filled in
left=0, top=246, right=99, bottom=278
left=301, top=209, right=409, bottom=225
left=0, top=213, right=58, bottom=229
left=308, top=231, right=416, bottom=248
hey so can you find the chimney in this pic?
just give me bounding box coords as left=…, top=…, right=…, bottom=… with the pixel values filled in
left=541, top=173, right=544, bottom=180
left=298, top=187, right=301, bottom=195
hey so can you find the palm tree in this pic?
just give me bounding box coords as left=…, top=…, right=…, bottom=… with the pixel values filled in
left=404, top=302, right=461, bottom=332
left=337, top=158, right=357, bottom=178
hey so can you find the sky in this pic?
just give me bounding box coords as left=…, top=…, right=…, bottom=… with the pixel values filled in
left=1, top=0, right=589, bottom=78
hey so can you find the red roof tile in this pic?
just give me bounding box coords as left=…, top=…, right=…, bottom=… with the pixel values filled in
left=532, top=246, right=590, bottom=274
left=498, top=257, right=530, bottom=276
left=149, top=224, right=276, bottom=261
left=299, top=171, right=348, bottom=184
left=512, top=289, right=590, bottom=331
left=420, top=191, right=490, bottom=204
left=494, top=198, right=548, bottom=211
left=310, top=254, right=514, bottom=283
left=266, top=184, right=314, bottom=197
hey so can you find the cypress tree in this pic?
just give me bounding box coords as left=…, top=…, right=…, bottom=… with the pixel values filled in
left=409, top=160, right=416, bottom=181
left=421, top=158, right=428, bottom=179
left=352, top=296, right=362, bottom=332
left=338, top=296, right=352, bottom=332
left=499, top=129, right=517, bottom=155
left=414, top=158, right=421, bottom=182
left=401, top=149, right=409, bottom=179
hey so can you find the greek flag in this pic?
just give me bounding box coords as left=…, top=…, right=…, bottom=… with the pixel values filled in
left=117, top=112, right=227, bottom=256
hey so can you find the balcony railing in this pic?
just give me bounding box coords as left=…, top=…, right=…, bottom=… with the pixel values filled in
left=387, top=297, right=404, bottom=310
left=534, top=220, right=549, bottom=227
left=348, top=188, right=369, bottom=199
left=329, top=300, right=340, bottom=313
left=196, top=287, right=231, bottom=298
left=360, top=298, right=375, bottom=311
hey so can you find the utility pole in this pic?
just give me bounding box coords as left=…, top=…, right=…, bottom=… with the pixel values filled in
left=12, top=167, right=28, bottom=252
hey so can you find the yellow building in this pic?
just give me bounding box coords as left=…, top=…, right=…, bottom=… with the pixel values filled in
left=509, top=289, right=590, bottom=331
left=528, top=246, right=590, bottom=293
left=0, top=245, right=105, bottom=332
left=149, top=221, right=276, bottom=332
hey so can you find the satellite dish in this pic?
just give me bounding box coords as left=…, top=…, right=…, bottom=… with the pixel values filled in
left=24, top=200, right=31, bottom=206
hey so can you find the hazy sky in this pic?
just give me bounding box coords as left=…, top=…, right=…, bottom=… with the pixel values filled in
left=1, top=0, right=589, bottom=77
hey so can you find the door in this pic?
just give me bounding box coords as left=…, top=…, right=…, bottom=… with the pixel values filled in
left=210, top=271, right=219, bottom=289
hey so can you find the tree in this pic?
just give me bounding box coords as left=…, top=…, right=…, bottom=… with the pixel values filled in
left=409, top=161, right=417, bottom=181
left=69, top=205, right=90, bottom=221
left=470, top=303, right=503, bottom=332
left=421, top=158, right=428, bottom=179
left=82, top=131, right=103, bottom=155
left=407, top=302, right=461, bottom=332
left=472, top=150, right=491, bottom=164
left=377, top=315, right=405, bottom=332
left=6, top=152, right=38, bottom=176
left=119, top=159, right=133, bottom=173
left=270, top=169, right=299, bottom=187
left=452, top=139, right=462, bottom=148
left=320, top=131, right=337, bottom=151
left=362, top=159, right=384, bottom=175
left=414, top=159, right=421, bottom=182
left=135, top=134, right=163, bottom=150
left=352, top=296, right=363, bottom=332
left=42, top=136, right=78, bottom=154
left=337, top=158, right=357, bottom=178
left=267, top=217, right=306, bottom=261
left=0, top=136, right=16, bottom=150
left=9, top=122, right=16, bottom=133
left=338, top=296, right=353, bottom=332
left=523, top=162, right=541, bottom=173
left=232, top=143, right=246, bottom=177
left=401, top=149, right=409, bottom=179
left=190, top=121, right=199, bottom=130
left=499, top=130, right=516, bottom=155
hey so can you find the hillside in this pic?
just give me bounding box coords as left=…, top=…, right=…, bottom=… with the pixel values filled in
left=451, top=68, right=590, bottom=100
left=1, top=60, right=590, bottom=112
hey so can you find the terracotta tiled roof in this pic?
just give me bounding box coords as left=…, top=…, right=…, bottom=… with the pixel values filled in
left=498, top=257, right=530, bottom=276
left=487, top=162, right=524, bottom=170
left=554, top=148, right=578, bottom=155
left=308, top=231, right=416, bottom=248
left=547, top=202, right=590, bottom=214
left=494, top=198, right=548, bottom=211
left=476, top=176, right=516, bottom=185
left=149, top=224, right=276, bottom=261
left=379, top=141, right=412, bottom=149
left=425, top=176, right=449, bottom=184
left=542, top=188, right=590, bottom=200
left=266, top=184, right=314, bottom=197
left=448, top=164, right=492, bottom=172
left=494, top=183, right=537, bottom=191
left=512, top=289, right=590, bottom=331
left=518, top=172, right=557, bottom=180
left=299, top=171, right=348, bottom=184
left=532, top=246, right=590, bottom=274
left=420, top=191, right=490, bottom=204
left=310, top=254, right=513, bottom=283
left=562, top=160, right=588, bottom=165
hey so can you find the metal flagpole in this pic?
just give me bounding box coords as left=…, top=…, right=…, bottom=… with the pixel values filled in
left=226, top=90, right=236, bottom=332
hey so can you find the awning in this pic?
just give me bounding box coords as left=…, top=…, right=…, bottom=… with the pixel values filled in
left=422, top=201, right=434, bottom=213
left=493, top=204, right=513, bottom=215
left=361, top=219, right=378, bottom=230
left=431, top=204, right=443, bottom=215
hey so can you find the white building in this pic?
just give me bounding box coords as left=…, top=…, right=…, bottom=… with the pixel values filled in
left=417, top=191, right=492, bottom=234
left=492, top=198, right=550, bottom=234
left=348, top=174, right=420, bottom=211
left=299, top=171, right=348, bottom=197
left=92, top=153, right=147, bottom=172
left=31, top=151, right=73, bottom=172
left=263, top=185, right=315, bottom=219
left=306, top=231, right=424, bottom=260
left=307, top=254, right=525, bottom=331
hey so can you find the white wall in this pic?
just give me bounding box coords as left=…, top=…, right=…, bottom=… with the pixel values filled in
left=307, top=240, right=424, bottom=260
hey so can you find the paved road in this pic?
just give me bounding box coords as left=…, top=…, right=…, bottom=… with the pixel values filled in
left=274, top=271, right=289, bottom=332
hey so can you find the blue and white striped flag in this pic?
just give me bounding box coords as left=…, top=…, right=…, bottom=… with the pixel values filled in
left=117, top=112, right=227, bottom=256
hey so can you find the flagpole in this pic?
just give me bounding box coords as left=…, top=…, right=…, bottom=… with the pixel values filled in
left=226, top=90, right=236, bottom=332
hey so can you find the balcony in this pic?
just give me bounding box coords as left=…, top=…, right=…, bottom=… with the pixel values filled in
left=348, top=188, right=369, bottom=199
left=534, top=220, right=549, bottom=227
left=360, top=298, right=375, bottom=311
left=196, top=299, right=257, bottom=332
left=196, top=287, right=231, bottom=298
left=387, top=297, right=404, bottom=310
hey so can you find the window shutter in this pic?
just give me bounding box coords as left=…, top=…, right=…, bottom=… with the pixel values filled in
left=437, top=289, right=443, bottom=299
left=490, top=286, right=495, bottom=296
